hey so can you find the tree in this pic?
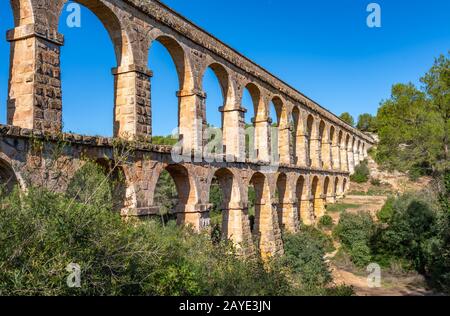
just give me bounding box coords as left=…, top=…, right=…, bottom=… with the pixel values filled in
left=339, top=112, right=355, bottom=127
left=356, top=113, right=377, bottom=132
left=375, top=53, right=449, bottom=176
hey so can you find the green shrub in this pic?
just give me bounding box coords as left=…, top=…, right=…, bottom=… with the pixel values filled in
left=318, top=215, right=334, bottom=229
left=282, top=227, right=334, bottom=288
left=377, top=196, right=395, bottom=223
left=370, top=178, right=381, bottom=186
left=350, top=160, right=370, bottom=183
left=333, top=211, right=376, bottom=267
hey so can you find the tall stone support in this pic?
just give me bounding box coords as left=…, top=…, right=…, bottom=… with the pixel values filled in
left=278, top=124, right=292, bottom=165
left=313, top=194, right=326, bottom=219
left=253, top=118, right=271, bottom=163
left=299, top=199, right=313, bottom=226
left=340, top=146, right=349, bottom=172
left=112, top=65, right=152, bottom=140
left=222, top=205, right=253, bottom=250
left=221, top=105, right=246, bottom=162
left=254, top=202, right=284, bottom=259
left=295, top=134, right=308, bottom=166
left=177, top=89, right=205, bottom=158
left=353, top=149, right=360, bottom=166
left=321, top=140, right=332, bottom=169
left=7, top=25, right=63, bottom=132
left=348, top=149, right=355, bottom=174
left=332, top=144, right=341, bottom=170
left=176, top=203, right=211, bottom=232
left=310, top=138, right=321, bottom=168
left=278, top=202, right=299, bottom=233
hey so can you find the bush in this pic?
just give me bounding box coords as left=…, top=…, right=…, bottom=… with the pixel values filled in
left=377, top=196, right=395, bottom=223
left=318, top=215, right=334, bottom=229
left=282, top=227, right=334, bottom=288
left=333, top=211, right=376, bottom=267
left=350, top=160, right=370, bottom=183
left=370, top=178, right=381, bottom=186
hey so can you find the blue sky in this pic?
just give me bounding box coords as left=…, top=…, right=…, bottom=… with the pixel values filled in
left=0, top=0, right=449, bottom=137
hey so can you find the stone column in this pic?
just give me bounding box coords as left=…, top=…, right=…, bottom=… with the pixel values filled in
left=295, top=134, right=308, bottom=167
left=321, top=140, right=332, bottom=169
left=253, top=117, right=271, bottom=163
left=177, top=89, right=205, bottom=159
left=221, top=105, right=246, bottom=162
left=299, top=198, right=313, bottom=226
left=112, top=64, right=152, bottom=140
left=348, top=147, right=355, bottom=174
left=278, top=124, right=292, bottom=165
left=310, top=137, right=322, bottom=169
left=313, top=194, right=326, bottom=219
left=353, top=148, right=360, bottom=167
left=254, top=202, right=284, bottom=259
left=278, top=201, right=299, bottom=233
left=222, top=204, right=254, bottom=252
left=340, top=145, right=349, bottom=172
left=332, top=144, right=341, bottom=170
left=7, top=24, right=63, bottom=132
left=176, top=203, right=211, bottom=232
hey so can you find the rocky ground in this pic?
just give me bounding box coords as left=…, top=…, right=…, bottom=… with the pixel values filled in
left=326, top=157, right=436, bottom=296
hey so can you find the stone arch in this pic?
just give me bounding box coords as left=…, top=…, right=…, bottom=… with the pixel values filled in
left=244, top=82, right=265, bottom=120
left=150, top=35, right=192, bottom=91
left=334, top=176, right=341, bottom=199
left=311, top=175, right=325, bottom=219
left=10, top=0, right=34, bottom=26
left=271, top=96, right=289, bottom=164
left=249, top=172, right=283, bottom=258
left=199, top=62, right=232, bottom=103
left=0, top=157, right=19, bottom=194
left=57, top=0, right=133, bottom=66
left=318, top=120, right=327, bottom=168
left=342, top=178, right=348, bottom=194
left=323, top=176, right=333, bottom=203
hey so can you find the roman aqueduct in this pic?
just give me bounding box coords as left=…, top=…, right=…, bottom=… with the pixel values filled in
left=0, top=0, right=374, bottom=257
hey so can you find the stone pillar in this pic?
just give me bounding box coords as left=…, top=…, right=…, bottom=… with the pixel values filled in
left=254, top=202, right=284, bottom=259
left=177, top=89, right=205, bottom=158
left=310, top=138, right=321, bottom=169
left=299, top=198, right=313, bottom=226
left=222, top=204, right=254, bottom=251
left=295, top=134, right=308, bottom=167
left=313, top=194, right=326, bottom=219
left=332, top=144, right=341, bottom=170
left=321, top=140, right=332, bottom=169
left=253, top=117, right=271, bottom=163
left=278, top=124, right=292, bottom=165
left=112, top=64, right=152, bottom=140
left=340, top=145, right=349, bottom=172
left=348, top=148, right=355, bottom=174
left=176, top=203, right=211, bottom=232
left=353, top=148, right=360, bottom=167
left=278, top=202, right=299, bottom=233
left=7, top=24, right=63, bottom=132
left=221, top=105, right=246, bottom=162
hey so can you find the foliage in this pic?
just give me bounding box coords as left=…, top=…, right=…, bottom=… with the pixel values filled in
left=282, top=227, right=334, bottom=288
left=152, top=135, right=178, bottom=146
left=370, top=178, right=381, bottom=186
left=339, top=112, right=355, bottom=127
left=377, top=196, right=395, bottom=223
left=375, top=53, right=449, bottom=176
left=356, top=113, right=378, bottom=132
left=333, top=211, right=376, bottom=267
left=350, top=160, right=370, bottom=183
left=154, top=170, right=178, bottom=219
left=318, top=215, right=334, bottom=229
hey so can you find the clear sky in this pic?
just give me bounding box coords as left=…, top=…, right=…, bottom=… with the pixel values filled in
left=0, top=0, right=449, bottom=137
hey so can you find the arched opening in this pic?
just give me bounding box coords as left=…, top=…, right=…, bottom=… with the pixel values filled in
left=95, top=158, right=127, bottom=213
left=291, top=107, right=300, bottom=165
left=0, top=158, right=18, bottom=195
left=342, top=178, right=348, bottom=194
left=334, top=177, right=340, bottom=199
left=318, top=120, right=326, bottom=168
left=249, top=172, right=280, bottom=257
left=270, top=97, right=287, bottom=163
left=209, top=168, right=247, bottom=245
left=306, top=115, right=314, bottom=167
left=0, top=3, right=14, bottom=124
left=242, top=84, right=260, bottom=160
left=323, top=176, right=331, bottom=204
left=149, top=36, right=186, bottom=143
left=275, top=173, right=288, bottom=230
left=153, top=164, right=197, bottom=227
left=201, top=64, right=228, bottom=154
left=329, top=126, right=336, bottom=168
left=58, top=2, right=118, bottom=137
